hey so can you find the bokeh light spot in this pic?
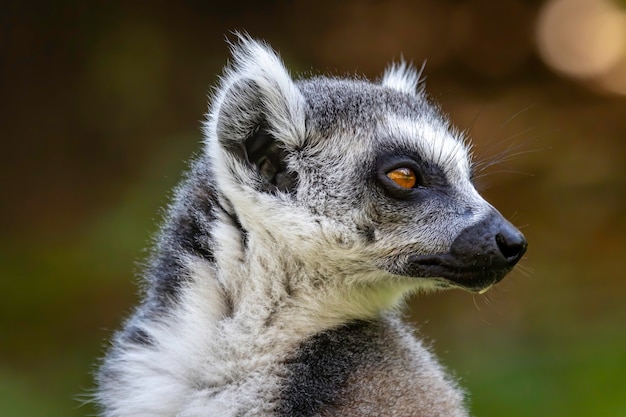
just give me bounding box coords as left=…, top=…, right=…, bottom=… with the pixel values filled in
left=536, top=0, right=626, bottom=79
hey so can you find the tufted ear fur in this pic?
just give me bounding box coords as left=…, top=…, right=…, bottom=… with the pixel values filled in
left=381, top=60, right=425, bottom=95
left=204, top=36, right=306, bottom=192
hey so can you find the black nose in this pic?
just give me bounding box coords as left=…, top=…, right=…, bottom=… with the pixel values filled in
left=495, top=224, right=528, bottom=264
left=450, top=211, right=527, bottom=269
left=399, top=209, right=528, bottom=290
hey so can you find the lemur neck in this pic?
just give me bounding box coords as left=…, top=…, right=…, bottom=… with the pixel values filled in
left=209, top=223, right=411, bottom=338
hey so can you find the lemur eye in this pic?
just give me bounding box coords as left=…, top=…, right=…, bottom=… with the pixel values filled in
left=386, top=167, right=417, bottom=189
left=376, top=156, right=425, bottom=198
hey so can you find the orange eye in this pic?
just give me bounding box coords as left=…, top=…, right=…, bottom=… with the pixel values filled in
left=386, top=167, right=417, bottom=189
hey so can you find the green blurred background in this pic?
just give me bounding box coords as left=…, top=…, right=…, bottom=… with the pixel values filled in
left=2, top=1, right=625, bottom=416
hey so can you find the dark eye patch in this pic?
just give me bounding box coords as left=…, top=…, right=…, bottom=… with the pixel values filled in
left=374, top=151, right=449, bottom=200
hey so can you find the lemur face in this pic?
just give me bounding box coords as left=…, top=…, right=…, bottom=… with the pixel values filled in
left=294, top=85, right=526, bottom=293
left=367, top=115, right=527, bottom=293
left=208, top=39, right=526, bottom=294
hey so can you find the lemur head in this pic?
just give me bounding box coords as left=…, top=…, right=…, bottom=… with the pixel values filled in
left=203, top=37, right=527, bottom=295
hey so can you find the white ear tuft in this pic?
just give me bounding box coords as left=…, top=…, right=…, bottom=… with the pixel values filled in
left=204, top=34, right=306, bottom=151
left=381, top=60, right=425, bottom=95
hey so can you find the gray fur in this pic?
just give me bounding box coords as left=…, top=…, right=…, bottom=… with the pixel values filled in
left=96, top=36, right=526, bottom=416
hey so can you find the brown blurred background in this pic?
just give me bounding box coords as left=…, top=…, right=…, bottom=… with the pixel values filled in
left=1, top=1, right=625, bottom=416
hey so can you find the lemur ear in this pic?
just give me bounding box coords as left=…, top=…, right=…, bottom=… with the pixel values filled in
left=205, top=35, right=305, bottom=192
left=381, top=60, right=425, bottom=95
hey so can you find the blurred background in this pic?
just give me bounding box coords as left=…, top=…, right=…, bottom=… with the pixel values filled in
left=1, top=0, right=625, bottom=416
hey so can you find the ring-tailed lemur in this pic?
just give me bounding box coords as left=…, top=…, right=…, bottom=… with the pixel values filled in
left=96, top=37, right=527, bottom=417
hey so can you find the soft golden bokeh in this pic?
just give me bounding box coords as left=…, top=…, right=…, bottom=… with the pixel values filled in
left=536, top=0, right=626, bottom=94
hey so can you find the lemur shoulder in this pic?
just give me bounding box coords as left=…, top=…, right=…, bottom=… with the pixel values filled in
left=96, top=37, right=527, bottom=417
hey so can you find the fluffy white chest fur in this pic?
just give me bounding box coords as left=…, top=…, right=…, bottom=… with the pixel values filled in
left=95, top=36, right=527, bottom=417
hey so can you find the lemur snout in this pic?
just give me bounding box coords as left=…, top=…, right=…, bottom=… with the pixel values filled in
left=444, top=211, right=527, bottom=290
left=401, top=210, right=527, bottom=291
left=450, top=211, right=527, bottom=270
